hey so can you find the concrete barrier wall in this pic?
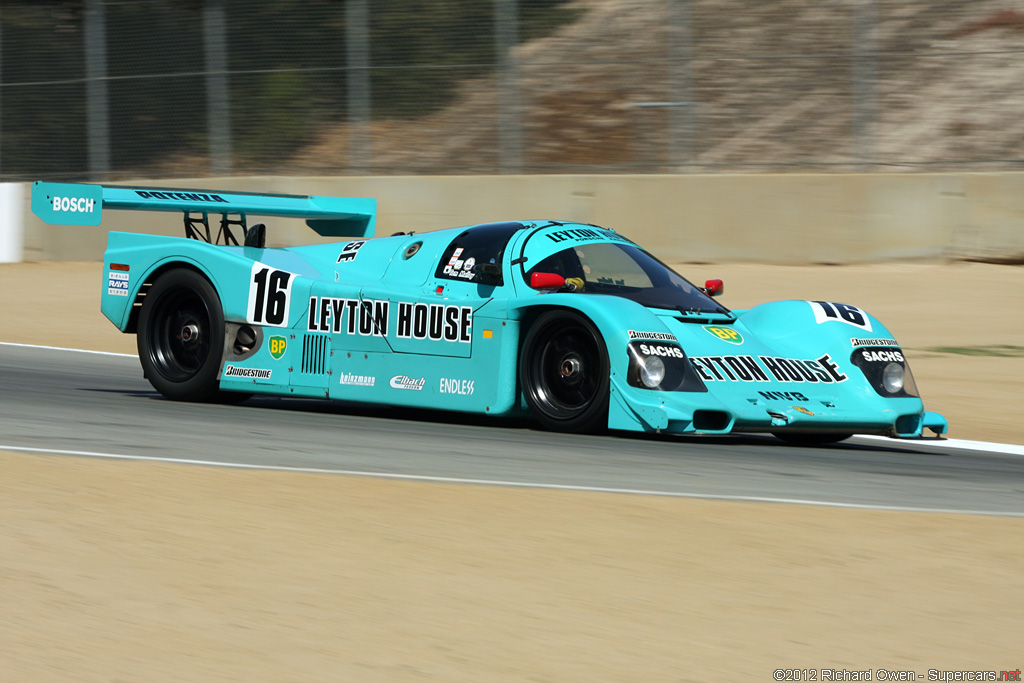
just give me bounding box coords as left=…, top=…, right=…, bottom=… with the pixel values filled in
left=13, top=173, right=1024, bottom=263
left=0, top=184, right=25, bottom=263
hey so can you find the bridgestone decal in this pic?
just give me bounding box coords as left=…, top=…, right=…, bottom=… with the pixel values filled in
left=628, top=330, right=677, bottom=342
left=224, top=365, right=272, bottom=379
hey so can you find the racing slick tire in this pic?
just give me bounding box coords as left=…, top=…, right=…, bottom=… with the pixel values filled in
left=138, top=268, right=241, bottom=403
left=772, top=432, right=852, bottom=446
left=520, top=310, right=610, bottom=433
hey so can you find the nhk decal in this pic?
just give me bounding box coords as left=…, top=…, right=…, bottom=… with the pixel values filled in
left=439, top=378, right=475, bottom=395
left=268, top=335, right=287, bottom=360
left=859, top=349, right=905, bottom=363
left=703, top=325, right=743, bottom=345
left=336, top=240, right=365, bottom=263
left=390, top=375, right=425, bottom=391
left=809, top=301, right=872, bottom=331
left=107, top=271, right=129, bottom=297
left=690, top=354, right=848, bottom=383
left=308, top=297, right=389, bottom=337
left=628, top=330, right=677, bottom=342
left=307, top=299, right=473, bottom=344
left=852, top=337, right=899, bottom=348
left=247, top=263, right=294, bottom=327
left=339, top=372, right=375, bottom=387
left=224, top=365, right=272, bottom=380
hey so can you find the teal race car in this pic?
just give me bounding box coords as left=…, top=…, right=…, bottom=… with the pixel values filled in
left=33, top=181, right=947, bottom=444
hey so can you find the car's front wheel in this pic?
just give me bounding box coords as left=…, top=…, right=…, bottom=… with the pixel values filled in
left=137, top=268, right=226, bottom=402
left=520, top=310, right=610, bottom=433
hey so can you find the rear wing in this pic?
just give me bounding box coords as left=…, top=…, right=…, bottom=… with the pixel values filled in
left=31, top=181, right=376, bottom=245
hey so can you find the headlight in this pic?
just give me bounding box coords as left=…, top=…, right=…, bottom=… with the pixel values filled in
left=881, top=362, right=904, bottom=394
left=638, top=355, right=666, bottom=388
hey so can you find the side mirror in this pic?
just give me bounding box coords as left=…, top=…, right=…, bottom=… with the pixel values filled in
left=471, top=262, right=502, bottom=286
left=702, top=279, right=724, bottom=297
left=529, top=272, right=566, bottom=290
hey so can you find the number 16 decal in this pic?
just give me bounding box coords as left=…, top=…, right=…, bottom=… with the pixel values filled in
left=809, top=301, right=872, bottom=331
left=248, top=262, right=294, bottom=327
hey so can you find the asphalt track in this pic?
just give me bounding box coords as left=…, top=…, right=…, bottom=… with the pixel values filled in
left=2, top=344, right=1023, bottom=516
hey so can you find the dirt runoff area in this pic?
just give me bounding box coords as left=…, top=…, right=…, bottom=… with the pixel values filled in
left=2, top=261, right=1023, bottom=680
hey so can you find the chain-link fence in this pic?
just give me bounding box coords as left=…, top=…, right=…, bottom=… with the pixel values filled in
left=2, top=0, right=1024, bottom=181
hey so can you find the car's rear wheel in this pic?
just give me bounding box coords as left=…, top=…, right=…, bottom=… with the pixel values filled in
left=772, top=432, right=853, bottom=446
left=138, top=268, right=229, bottom=402
left=520, top=310, right=609, bottom=433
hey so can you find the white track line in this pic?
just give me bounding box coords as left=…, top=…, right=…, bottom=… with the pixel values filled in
left=0, top=341, right=136, bottom=357
left=3, top=341, right=1023, bottom=455
left=1, top=444, right=1022, bottom=517
left=856, top=434, right=1024, bottom=456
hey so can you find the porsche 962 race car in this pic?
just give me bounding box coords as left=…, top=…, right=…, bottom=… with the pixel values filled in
left=33, top=181, right=947, bottom=444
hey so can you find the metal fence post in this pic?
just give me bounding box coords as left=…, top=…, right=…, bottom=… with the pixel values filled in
left=495, top=0, right=522, bottom=173
left=852, top=0, right=878, bottom=169
left=346, top=0, right=371, bottom=173
left=1, top=10, right=4, bottom=176
left=204, top=0, right=232, bottom=175
left=84, top=0, right=110, bottom=179
left=668, top=0, right=694, bottom=172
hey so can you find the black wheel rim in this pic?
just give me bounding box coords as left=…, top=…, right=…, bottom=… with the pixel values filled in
left=148, top=287, right=213, bottom=382
left=528, top=321, right=602, bottom=420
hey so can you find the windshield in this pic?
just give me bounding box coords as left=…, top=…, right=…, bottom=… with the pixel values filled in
left=525, top=242, right=731, bottom=316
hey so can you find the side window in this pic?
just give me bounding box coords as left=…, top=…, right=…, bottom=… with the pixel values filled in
left=435, top=222, right=520, bottom=286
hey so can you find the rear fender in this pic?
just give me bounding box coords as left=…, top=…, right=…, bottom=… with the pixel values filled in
left=102, top=232, right=317, bottom=333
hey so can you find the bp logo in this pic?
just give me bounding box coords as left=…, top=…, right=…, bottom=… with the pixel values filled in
left=269, top=335, right=287, bottom=360
left=703, top=326, right=743, bottom=345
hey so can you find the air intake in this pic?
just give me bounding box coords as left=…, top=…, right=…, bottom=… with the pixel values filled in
left=301, top=335, right=328, bottom=375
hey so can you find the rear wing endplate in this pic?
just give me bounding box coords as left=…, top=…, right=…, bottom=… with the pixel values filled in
left=31, top=181, right=376, bottom=243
